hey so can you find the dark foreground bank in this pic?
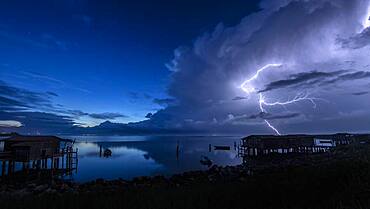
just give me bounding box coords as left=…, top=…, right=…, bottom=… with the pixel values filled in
left=1, top=141, right=370, bottom=209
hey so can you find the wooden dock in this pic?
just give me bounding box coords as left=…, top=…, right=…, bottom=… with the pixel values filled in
left=0, top=147, right=78, bottom=178
left=238, top=134, right=353, bottom=162
left=0, top=135, right=78, bottom=179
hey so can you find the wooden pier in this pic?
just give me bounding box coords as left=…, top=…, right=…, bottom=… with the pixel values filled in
left=238, top=133, right=353, bottom=162
left=0, top=135, right=78, bottom=179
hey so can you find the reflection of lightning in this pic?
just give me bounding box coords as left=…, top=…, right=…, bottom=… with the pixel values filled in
left=240, top=64, right=320, bottom=135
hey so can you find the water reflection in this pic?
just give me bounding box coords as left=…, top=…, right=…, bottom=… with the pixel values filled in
left=67, top=136, right=241, bottom=182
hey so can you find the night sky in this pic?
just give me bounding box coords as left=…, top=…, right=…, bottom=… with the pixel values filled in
left=1, top=0, right=370, bottom=135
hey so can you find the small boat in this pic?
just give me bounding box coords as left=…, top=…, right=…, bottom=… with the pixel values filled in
left=200, top=155, right=212, bottom=167
left=103, top=148, right=112, bottom=157
left=214, top=145, right=230, bottom=150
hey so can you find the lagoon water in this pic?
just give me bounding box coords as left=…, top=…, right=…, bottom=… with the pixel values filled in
left=63, top=135, right=242, bottom=182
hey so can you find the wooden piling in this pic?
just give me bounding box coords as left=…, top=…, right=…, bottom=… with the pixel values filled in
left=1, top=161, right=5, bottom=176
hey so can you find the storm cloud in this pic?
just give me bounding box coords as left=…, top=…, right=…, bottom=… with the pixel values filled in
left=142, top=0, right=370, bottom=134
left=339, top=27, right=370, bottom=49
left=352, top=91, right=369, bottom=96
left=327, top=71, right=370, bottom=83
left=152, top=98, right=176, bottom=106
left=259, top=70, right=370, bottom=92
left=259, top=70, right=347, bottom=92
left=228, top=112, right=301, bottom=122
left=89, top=113, right=128, bottom=120
left=3, top=0, right=370, bottom=135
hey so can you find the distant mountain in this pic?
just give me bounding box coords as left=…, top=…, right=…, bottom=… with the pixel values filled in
left=66, top=121, right=142, bottom=135
left=1, top=120, right=207, bottom=136
left=65, top=120, right=205, bottom=136
left=95, top=121, right=127, bottom=129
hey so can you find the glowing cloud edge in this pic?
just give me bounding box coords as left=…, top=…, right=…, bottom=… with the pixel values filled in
left=240, top=64, right=321, bottom=135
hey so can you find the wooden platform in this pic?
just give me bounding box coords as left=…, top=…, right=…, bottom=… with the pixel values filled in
left=238, top=134, right=353, bottom=161
left=0, top=147, right=78, bottom=178
left=0, top=152, right=12, bottom=160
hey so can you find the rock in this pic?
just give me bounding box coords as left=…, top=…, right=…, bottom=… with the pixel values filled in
left=34, top=184, right=48, bottom=193
left=208, top=174, right=217, bottom=182
left=238, top=177, right=247, bottom=182
left=12, top=188, right=30, bottom=197
left=209, top=165, right=220, bottom=173
left=0, top=185, right=7, bottom=191
left=59, top=183, right=70, bottom=192
left=95, top=178, right=105, bottom=184
left=27, top=183, right=36, bottom=189
left=45, top=188, right=57, bottom=194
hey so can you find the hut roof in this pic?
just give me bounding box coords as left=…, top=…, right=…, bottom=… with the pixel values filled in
left=241, top=134, right=315, bottom=148
left=242, top=134, right=313, bottom=141
left=5, top=135, right=65, bottom=143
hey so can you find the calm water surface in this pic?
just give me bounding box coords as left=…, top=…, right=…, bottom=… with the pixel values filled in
left=62, top=135, right=242, bottom=182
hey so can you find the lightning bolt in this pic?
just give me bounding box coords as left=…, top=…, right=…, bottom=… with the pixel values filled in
left=240, top=64, right=282, bottom=94
left=258, top=93, right=281, bottom=135
left=260, top=93, right=319, bottom=109
left=240, top=64, right=320, bottom=135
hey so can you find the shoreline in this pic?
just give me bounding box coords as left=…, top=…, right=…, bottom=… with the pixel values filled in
left=1, top=140, right=370, bottom=208
left=1, top=141, right=368, bottom=188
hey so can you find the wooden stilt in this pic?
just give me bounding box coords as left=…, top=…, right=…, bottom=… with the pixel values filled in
left=8, top=161, right=12, bottom=175
left=1, top=161, right=5, bottom=176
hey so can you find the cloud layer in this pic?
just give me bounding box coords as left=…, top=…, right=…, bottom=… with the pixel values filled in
left=143, top=0, right=370, bottom=134
left=2, top=0, right=370, bottom=135
left=0, top=81, right=127, bottom=132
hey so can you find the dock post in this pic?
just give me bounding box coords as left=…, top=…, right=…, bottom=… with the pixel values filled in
left=66, top=152, right=69, bottom=170
left=7, top=161, right=12, bottom=175
left=11, top=161, right=15, bottom=173
left=42, top=158, right=45, bottom=168
left=1, top=161, right=5, bottom=176
left=52, top=157, right=56, bottom=170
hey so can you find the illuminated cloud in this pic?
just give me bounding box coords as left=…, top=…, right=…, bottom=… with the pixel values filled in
left=3, top=0, right=370, bottom=134
left=0, top=120, right=22, bottom=128
left=145, top=0, right=370, bottom=134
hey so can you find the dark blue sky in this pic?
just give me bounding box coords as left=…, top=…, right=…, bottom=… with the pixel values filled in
left=2, top=0, right=370, bottom=135
left=0, top=0, right=260, bottom=125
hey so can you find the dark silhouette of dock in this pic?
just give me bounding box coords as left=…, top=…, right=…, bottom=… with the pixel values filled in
left=238, top=133, right=357, bottom=162
left=0, top=135, right=78, bottom=180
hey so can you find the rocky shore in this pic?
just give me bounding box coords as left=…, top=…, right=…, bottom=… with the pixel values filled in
left=0, top=164, right=252, bottom=197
